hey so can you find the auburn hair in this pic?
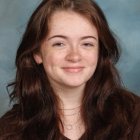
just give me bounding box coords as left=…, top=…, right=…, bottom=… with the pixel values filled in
left=0, top=0, right=135, bottom=139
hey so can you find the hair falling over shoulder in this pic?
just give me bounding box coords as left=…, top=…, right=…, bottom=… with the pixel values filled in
left=0, top=0, right=136, bottom=140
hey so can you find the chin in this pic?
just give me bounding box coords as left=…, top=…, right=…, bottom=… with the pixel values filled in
left=63, top=81, right=86, bottom=88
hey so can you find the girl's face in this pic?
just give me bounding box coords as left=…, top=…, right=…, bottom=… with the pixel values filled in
left=34, top=11, right=99, bottom=90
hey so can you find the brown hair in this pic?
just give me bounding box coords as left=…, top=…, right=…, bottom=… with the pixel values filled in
left=0, top=0, right=135, bottom=139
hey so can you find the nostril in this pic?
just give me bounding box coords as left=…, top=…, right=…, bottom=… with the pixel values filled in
left=65, top=52, right=82, bottom=62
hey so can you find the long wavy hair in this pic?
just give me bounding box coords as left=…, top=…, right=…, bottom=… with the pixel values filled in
left=1, top=0, right=135, bottom=139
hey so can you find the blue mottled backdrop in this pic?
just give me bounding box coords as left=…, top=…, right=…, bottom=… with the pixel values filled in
left=0, top=0, right=140, bottom=116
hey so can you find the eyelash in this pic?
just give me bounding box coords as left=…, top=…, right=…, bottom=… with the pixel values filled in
left=83, top=43, right=94, bottom=47
left=52, top=42, right=94, bottom=47
left=52, top=42, right=64, bottom=47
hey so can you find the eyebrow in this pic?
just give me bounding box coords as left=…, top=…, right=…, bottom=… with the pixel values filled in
left=47, top=35, right=97, bottom=41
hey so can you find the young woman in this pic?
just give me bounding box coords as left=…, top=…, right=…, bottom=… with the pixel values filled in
left=0, top=0, right=139, bottom=139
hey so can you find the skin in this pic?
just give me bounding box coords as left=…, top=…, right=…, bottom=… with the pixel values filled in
left=34, top=10, right=99, bottom=107
left=34, top=10, right=99, bottom=139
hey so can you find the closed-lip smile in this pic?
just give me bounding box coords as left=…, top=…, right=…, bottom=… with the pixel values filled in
left=62, top=66, right=85, bottom=73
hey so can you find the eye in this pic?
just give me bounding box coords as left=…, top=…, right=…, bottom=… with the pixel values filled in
left=82, top=43, right=94, bottom=47
left=52, top=42, right=65, bottom=47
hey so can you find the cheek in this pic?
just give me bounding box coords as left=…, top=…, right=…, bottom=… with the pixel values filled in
left=42, top=52, right=63, bottom=68
left=85, top=52, right=98, bottom=66
left=86, top=52, right=98, bottom=78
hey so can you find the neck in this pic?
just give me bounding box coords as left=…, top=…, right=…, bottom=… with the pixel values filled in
left=51, top=83, right=85, bottom=109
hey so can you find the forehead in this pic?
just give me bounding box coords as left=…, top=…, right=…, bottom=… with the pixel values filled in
left=47, top=10, right=98, bottom=38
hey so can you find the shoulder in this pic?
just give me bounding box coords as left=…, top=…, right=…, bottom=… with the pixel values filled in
left=131, top=94, right=140, bottom=139
left=0, top=104, right=22, bottom=140
left=111, top=91, right=140, bottom=140
left=116, top=93, right=140, bottom=140
left=133, top=94, right=140, bottom=113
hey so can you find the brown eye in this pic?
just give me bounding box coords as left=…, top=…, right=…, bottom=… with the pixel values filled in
left=52, top=42, right=64, bottom=47
left=83, top=43, right=94, bottom=47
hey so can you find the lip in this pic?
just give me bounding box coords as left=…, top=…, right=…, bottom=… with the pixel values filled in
left=62, top=66, right=84, bottom=73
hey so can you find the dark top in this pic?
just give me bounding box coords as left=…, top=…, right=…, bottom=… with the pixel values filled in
left=0, top=95, right=140, bottom=140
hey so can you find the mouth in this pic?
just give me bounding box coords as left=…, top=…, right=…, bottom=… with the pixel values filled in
left=62, top=66, right=85, bottom=73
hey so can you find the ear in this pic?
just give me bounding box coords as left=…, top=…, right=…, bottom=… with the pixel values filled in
left=33, top=53, right=43, bottom=64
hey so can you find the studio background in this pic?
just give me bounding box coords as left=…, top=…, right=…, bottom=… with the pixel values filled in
left=0, top=0, right=140, bottom=116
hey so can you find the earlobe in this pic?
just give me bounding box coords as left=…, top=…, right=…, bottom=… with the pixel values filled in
left=34, top=53, right=43, bottom=64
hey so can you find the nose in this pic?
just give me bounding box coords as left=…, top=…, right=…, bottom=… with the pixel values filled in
left=65, top=48, right=81, bottom=63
